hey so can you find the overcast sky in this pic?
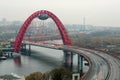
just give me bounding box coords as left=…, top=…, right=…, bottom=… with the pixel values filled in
left=0, top=0, right=120, bottom=26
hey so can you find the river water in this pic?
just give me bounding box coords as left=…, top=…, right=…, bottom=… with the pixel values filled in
left=0, top=46, right=88, bottom=76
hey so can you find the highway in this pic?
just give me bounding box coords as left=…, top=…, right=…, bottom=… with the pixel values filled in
left=59, top=46, right=120, bottom=80
left=22, top=42, right=120, bottom=80
left=83, top=49, right=120, bottom=80
left=78, top=49, right=109, bottom=80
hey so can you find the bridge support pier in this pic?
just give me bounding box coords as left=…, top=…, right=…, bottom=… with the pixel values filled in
left=63, top=51, right=70, bottom=67
left=7, top=52, right=13, bottom=57
left=63, top=51, right=72, bottom=67
left=78, top=55, right=83, bottom=75
left=24, top=44, right=27, bottom=52
left=28, top=44, right=31, bottom=56
left=21, top=43, right=31, bottom=56
left=70, top=52, right=73, bottom=71
left=10, top=42, right=13, bottom=48
left=21, top=43, right=27, bottom=55
left=63, top=51, right=74, bottom=71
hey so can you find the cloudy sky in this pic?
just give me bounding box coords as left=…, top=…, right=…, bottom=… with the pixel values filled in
left=0, top=0, right=120, bottom=26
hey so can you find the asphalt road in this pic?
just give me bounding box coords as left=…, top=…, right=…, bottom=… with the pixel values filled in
left=61, top=46, right=120, bottom=80
left=79, top=48, right=120, bottom=80
left=79, top=50, right=109, bottom=80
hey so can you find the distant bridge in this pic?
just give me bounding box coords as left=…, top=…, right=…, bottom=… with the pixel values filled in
left=0, top=48, right=14, bottom=52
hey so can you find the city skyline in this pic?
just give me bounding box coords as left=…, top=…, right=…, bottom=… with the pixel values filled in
left=0, top=0, right=120, bottom=26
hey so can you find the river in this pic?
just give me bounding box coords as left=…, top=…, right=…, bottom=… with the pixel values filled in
left=0, top=45, right=88, bottom=76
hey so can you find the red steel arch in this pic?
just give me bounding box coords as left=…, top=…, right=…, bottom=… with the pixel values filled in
left=13, top=10, right=72, bottom=53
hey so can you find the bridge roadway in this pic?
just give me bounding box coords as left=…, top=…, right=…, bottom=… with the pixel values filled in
left=23, top=42, right=120, bottom=80
left=83, top=48, right=120, bottom=80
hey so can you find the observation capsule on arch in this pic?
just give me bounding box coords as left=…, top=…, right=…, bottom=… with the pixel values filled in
left=38, top=14, right=49, bottom=20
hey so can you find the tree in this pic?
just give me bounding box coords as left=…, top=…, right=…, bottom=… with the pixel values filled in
left=50, top=67, right=72, bottom=80
left=25, top=72, right=46, bottom=80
